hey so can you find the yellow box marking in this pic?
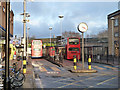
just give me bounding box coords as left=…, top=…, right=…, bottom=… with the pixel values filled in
left=104, top=66, right=117, bottom=70
left=97, top=77, right=117, bottom=85
left=93, top=66, right=105, bottom=70
left=51, top=67, right=60, bottom=71
left=39, top=66, right=47, bottom=72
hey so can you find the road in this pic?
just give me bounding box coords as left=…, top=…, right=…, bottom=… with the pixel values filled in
left=32, top=58, right=119, bottom=88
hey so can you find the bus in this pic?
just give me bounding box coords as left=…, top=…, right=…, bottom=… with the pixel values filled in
left=31, top=40, right=42, bottom=58
left=63, top=37, right=81, bottom=59
left=49, top=47, right=55, bottom=57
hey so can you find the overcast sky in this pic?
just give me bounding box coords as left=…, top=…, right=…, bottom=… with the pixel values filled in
left=11, top=1, right=118, bottom=38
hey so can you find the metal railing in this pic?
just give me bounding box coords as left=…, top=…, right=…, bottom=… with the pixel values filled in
left=84, top=54, right=120, bottom=65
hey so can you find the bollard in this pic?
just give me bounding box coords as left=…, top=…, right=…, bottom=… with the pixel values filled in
left=88, top=56, right=91, bottom=70
left=73, top=55, right=77, bottom=70
left=23, top=56, right=26, bottom=74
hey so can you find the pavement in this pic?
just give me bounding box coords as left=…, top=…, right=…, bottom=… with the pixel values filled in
left=21, top=59, right=35, bottom=89
left=0, top=58, right=35, bottom=89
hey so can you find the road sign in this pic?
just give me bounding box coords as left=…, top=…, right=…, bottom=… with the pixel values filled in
left=77, top=22, right=88, bottom=33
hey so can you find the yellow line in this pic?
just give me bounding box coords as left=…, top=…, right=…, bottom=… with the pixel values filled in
left=55, top=78, right=71, bottom=83
left=39, top=66, right=47, bottom=72
left=104, top=66, right=117, bottom=70
left=57, top=75, right=102, bottom=88
left=93, top=66, right=105, bottom=70
left=97, top=77, right=117, bottom=85
left=51, top=67, right=61, bottom=71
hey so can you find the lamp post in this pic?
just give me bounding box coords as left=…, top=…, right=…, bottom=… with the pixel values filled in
left=20, top=0, right=30, bottom=74
left=111, top=17, right=115, bottom=56
left=27, top=27, right=30, bottom=60
left=49, top=27, right=52, bottom=46
left=4, top=0, right=11, bottom=89
left=58, top=15, right=64, bottom=45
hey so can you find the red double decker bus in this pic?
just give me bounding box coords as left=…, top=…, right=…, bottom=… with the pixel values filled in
left=63, top=37, right=81, bottom=59
left=31, top=40, right=42, bottom=58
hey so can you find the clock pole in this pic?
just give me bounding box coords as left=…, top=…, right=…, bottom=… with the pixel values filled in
left=82, top=32, right=84, bottom=69
left=77, top=22, right=88, bottom=70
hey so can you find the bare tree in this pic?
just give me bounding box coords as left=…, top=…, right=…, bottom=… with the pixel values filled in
left=62, top=31, right=81, bottom=38
left=29, top=35, right=36, bottom=44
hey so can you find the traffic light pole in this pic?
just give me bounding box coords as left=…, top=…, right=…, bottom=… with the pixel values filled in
left=4, top=0, right=11, bottom=89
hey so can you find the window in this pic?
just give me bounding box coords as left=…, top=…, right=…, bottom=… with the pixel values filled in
left=69, top=38, right=79, bottom=45
left=114, top=41, right=118, bottom=45
left=0, top=2, right=1, bottom=6
left=114, top=32, right=119, bottom=37
left=114, top=18, right=118, bottom=26
left=3, top=7, right=5, bottom=12
left=69, top=48, right=79, bottom=51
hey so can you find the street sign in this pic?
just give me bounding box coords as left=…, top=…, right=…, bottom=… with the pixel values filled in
left=77, top=22, right=88, bottom=33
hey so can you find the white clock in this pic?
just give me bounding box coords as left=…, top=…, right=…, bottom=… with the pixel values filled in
left=78, top=22, right=88, bottom=33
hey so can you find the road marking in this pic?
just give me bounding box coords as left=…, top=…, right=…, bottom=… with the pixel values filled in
left=104, top=66, right=117, bottom=70
left=39, top=67, right=47, bottom=72
left=51, top=67, right=61, bottom=71
left=57, top=74, right=105, bottom=88
left=32, top=62, right=39, bottom=67
left=54, top=78, right=72, bottom=83
left=93, top=66, right=105, bottom=70
left=96, top=77, right=117, bottom=85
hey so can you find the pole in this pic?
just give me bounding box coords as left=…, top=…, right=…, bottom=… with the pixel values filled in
left=112, top=20, right=114, bottom=56
left=88, top=55, right=91, bottom=70
left=50, top=30, right=51, bottom=46
left=82, top=33, right=84, bottom=70
left=73, top=55, right=77, bottom=70
left=60, top=18, right=62, bottom=46
left=4, top=0, right=11, bottom=89
left=23, top=0, right=27, bottom=74
left=60, top=18, right=63, bottom=62
left=27, top=28, right=29, bottom=60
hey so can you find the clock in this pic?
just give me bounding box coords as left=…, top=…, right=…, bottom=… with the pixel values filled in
left=77, top=22, right=88, bottom=33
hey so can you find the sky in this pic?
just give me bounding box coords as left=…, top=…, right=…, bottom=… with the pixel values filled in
left=11, top=1, right=119, bottom=38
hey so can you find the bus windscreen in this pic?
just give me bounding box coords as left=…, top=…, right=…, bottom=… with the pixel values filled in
left=69, top=38, right=79, bottom=45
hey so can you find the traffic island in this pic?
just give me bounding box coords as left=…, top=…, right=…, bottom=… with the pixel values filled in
left=70, top=69, right=98, bottom=73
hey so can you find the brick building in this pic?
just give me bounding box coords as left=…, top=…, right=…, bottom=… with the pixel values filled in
left=0, top=2, right=14, bottom=61
left=108, top=10, right=120, bottom=57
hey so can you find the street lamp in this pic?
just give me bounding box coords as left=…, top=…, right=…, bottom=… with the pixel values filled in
left=21, top=0, right=30, bottom=74
left=58, top=15, right=64, bottom=45
left=27, top=27, right=30, bottom=60
left=111, top=17, right=115, bottom=56
left=49, top=27, right=52, bottom=46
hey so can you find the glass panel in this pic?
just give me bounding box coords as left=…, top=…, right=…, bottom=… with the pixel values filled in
left=69, top=38, right=79, bottom=45
left=114, top=32, right=119, bottom=37
left=69, top=48, right=79, bottom=51
left=114, top=18, right=118, bottom=26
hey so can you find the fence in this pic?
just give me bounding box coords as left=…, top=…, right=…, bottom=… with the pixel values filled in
left=84, top=54, right=120, bottom=65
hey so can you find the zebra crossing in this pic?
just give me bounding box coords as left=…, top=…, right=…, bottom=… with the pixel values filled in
left=92, top=65, right=119, bottom=71
left=32, top=61, right=119, bottom=72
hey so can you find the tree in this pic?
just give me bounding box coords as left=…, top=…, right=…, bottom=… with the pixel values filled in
left=62, top=31, right=81, bottom=38
left=29, top=35, right=36, bottom=44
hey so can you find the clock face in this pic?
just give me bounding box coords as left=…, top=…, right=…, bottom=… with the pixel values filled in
left=78, top=23, right=88, bottom=33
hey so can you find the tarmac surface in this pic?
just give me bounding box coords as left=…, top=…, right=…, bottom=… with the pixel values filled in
left=0, top=58, right=119, bottom=89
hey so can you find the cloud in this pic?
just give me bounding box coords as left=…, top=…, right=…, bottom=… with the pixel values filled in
left=11, top=2, right=118, bottom=38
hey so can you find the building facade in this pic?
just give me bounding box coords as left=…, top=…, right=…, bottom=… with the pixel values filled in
left=108, top=10, right=120, bottom=57
left=0, top=2, right=14, bottom=61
